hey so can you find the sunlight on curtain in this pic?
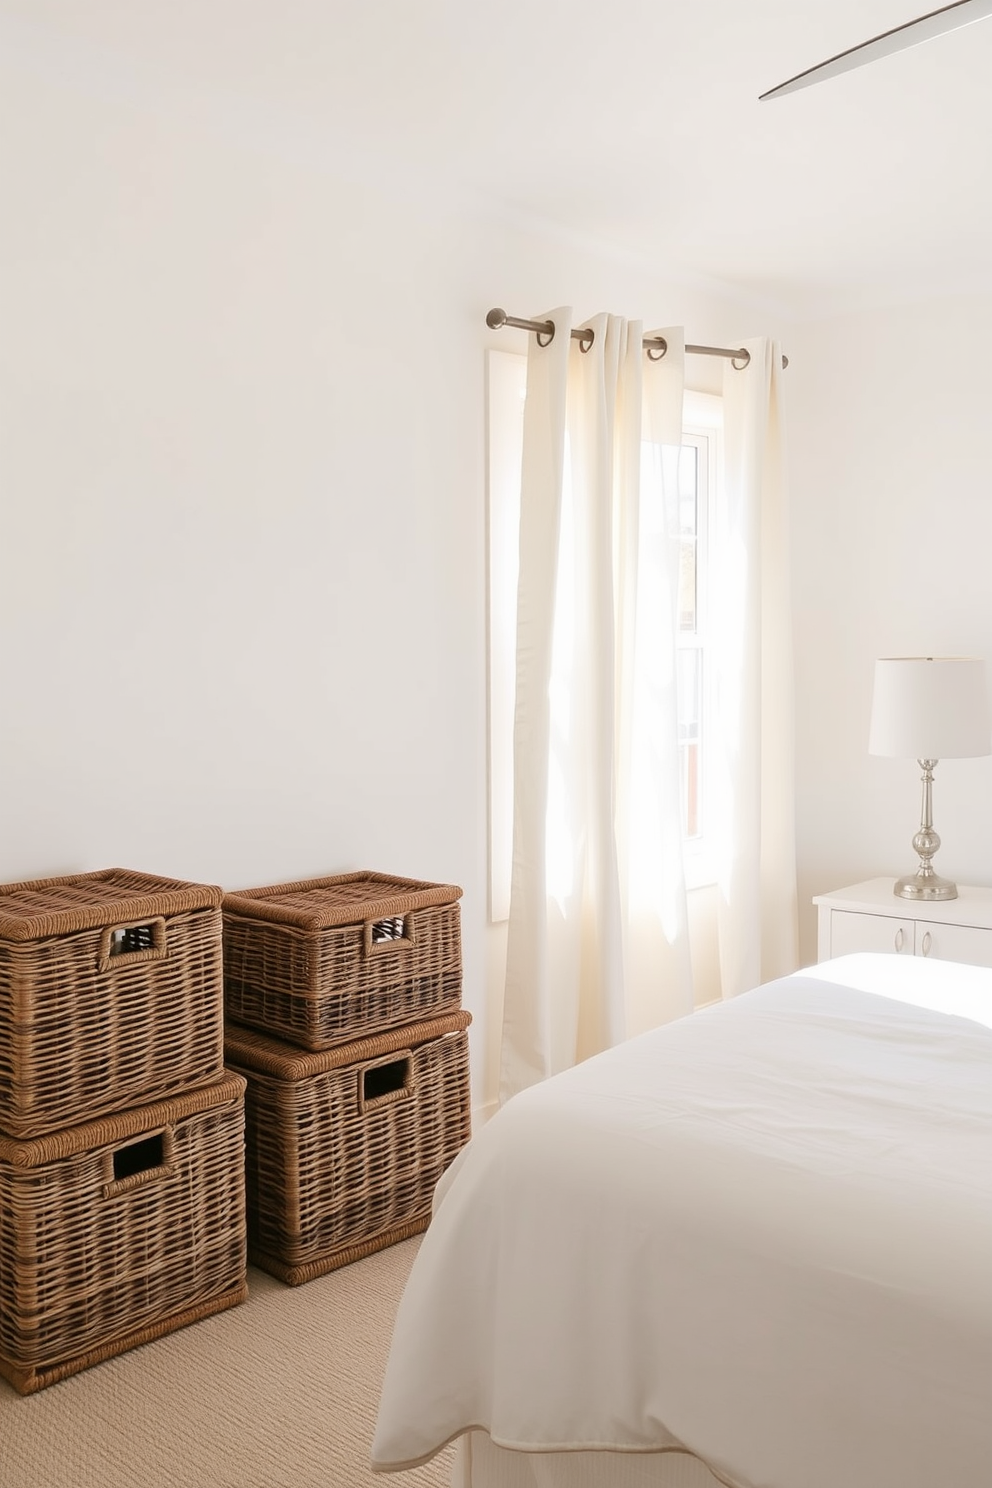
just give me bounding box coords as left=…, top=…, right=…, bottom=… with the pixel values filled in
left=545, top=434, right=576, bottom=913
left=625, top=440, right=685, bottom=932
left=499, top=311, right=693, bottom=1102
left=713, top=337, right=799, bottom=997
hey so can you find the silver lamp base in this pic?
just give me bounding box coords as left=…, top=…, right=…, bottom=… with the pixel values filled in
left=894, top=870, right=957, bottom=902
left=893, top=757, right=957, bottom=901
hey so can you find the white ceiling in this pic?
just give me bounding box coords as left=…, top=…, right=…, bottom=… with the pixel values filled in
left=4, top=0, right=992, bottom=318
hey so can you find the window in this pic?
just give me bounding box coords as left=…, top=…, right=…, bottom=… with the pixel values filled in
left=674, top=391, right=722, bottom=889
left=486, top=354, right=722, bottom=918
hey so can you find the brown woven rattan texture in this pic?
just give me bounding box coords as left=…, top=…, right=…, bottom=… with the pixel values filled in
left=0, top=869, right=225, bottom=1138
left=0, top=1073, right=248, bottom=1394
left=222, top=872, right=463, bottom=1050
left=225, top=1010, right=472, bottom=1286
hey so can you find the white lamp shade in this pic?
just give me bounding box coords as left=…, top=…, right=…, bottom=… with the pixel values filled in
left=869, top=657, right=991, bottom=759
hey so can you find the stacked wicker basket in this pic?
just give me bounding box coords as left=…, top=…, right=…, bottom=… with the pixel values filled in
left=222, top=871, right=472, bottom=1285
left=0, top=869, right=248, bottom=1394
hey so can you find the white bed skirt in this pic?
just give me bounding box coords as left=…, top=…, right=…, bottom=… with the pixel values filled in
left=452, top=1432, right=732, bottom=1488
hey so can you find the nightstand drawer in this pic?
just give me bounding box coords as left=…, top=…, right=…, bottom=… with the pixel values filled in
left=914, top=920, right=992, bottom=968
left=828, top=910, right=917, bottom=958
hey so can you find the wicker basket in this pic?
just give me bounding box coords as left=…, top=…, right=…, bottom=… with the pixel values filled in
left=225, top=1009, right=472, bottom=1285
left=0, top=868, right=226, bottom=1138
left=222, top=871, right=463, bottom=1049
left=0, top=1072, right=248, bottom=1394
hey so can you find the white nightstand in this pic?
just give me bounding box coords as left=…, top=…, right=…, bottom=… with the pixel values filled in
left=813, top=878, right=992, bottom=969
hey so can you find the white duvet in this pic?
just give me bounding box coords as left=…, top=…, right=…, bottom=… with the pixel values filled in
left=372, top=955, right=992, bottom=1488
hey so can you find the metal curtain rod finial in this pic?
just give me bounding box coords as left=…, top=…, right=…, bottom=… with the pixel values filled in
left=485, top=308, right=788, bottom=369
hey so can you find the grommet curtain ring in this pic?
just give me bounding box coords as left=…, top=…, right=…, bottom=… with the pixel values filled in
left=485, top=309, right=787, bottom=369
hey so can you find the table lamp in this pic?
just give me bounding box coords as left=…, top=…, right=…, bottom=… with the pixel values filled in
left=869, top=656, right=990, bottom=901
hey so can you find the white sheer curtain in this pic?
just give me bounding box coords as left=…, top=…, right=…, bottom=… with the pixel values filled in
left=712, top=337, right=799, bottom=996
left=499, top=309, right=693, bottom=1103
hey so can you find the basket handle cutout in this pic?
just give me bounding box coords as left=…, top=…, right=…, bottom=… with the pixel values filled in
left=102, top=1127, right=176, bottom=1199
left=363, top=913, right=415, bottom=958
left=360, top=1053, right=413, bottom=1114
left=98, top=916, right=167, bottom=973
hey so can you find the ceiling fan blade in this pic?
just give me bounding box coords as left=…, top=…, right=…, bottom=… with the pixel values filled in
left=760, top=0, right=992, bottom=100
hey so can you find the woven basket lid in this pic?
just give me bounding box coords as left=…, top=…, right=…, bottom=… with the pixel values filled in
left=0, top=1071, right=246, bottom=1168
left=224, top=1008, right=472, bottom=1079
left=222, top=870, right=462, bottom=930
left=0, top=868, right=223, bottom=941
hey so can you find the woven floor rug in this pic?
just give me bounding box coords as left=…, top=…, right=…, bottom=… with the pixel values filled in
left=0, top=1236, right=453, bottom=1488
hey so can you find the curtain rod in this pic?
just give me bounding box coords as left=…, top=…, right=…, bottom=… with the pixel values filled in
left=485, top=308, right=788, bottom=370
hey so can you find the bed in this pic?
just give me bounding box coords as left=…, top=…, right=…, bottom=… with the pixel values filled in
left=371, top=953, right=992, bottom=1488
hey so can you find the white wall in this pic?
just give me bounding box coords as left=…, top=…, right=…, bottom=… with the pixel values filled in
left=788, top=291, right=992, bottom=965
left=0, top=36, right=771, bottom=1112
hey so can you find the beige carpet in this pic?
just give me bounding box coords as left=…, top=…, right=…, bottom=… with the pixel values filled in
left=0, top=1237, right=453, bottom=1488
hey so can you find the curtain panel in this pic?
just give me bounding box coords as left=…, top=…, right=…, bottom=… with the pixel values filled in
left=714, top=337, right=799, bottom=996
left=498, top=320, right=798, bottom=1102
left=499, top=310, right=693, bottom=1102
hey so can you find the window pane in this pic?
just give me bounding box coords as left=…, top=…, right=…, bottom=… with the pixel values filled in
left=677, top=649, right=703, bottom=839
left=677, top=649, right=701, bottom=743
left=677, top=444, right=698, bottom=632
left=678, top=540, right=697, bottom=632
left=678, top=445, right=698, bottom=534
left=681, top=741, right=700, bottom=840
